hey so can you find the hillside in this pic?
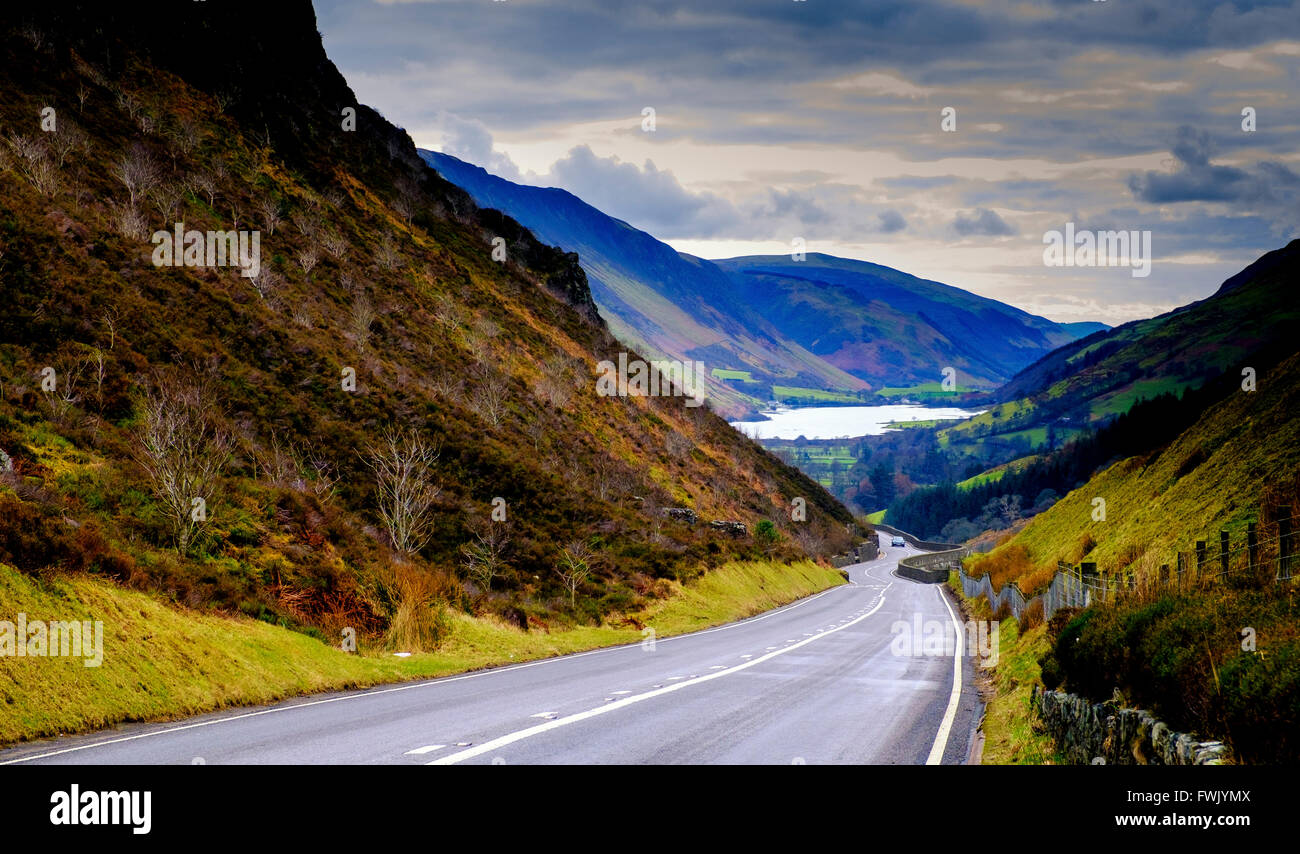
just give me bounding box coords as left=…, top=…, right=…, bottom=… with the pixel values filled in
left=968, top=350, right=1300, bottom=588
left=0, top=0, right=856, bottom=654
left=423, top=152, right=1094, bottom=415
left=422, top=152, right=868, bottom=418
left=965, top=349, right=1300, bottom=764
left=714, top=254, right=1085, bottom=391
left=986, top=240, right=1300, bottom=424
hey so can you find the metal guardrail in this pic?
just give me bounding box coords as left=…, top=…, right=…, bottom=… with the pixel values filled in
left=874, top=523, right=968, bottom=583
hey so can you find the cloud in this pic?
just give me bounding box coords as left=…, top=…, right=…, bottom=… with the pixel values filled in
left=438, top=112, right=521, bottom=181
left=544, top=145, right=741, bottom=238
left=1127, top=125, right=1300, bottom=231
left=877, top=210, right=908, bottom=233
left=829, top=71, right=932, bottom=98
left=315, top=0, right=1300, bottom=323
left=952, top=208, right=1016, bottom=237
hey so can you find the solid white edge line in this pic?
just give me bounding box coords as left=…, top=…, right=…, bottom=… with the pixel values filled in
left=428, top=589, right=892, bottom=765
left=925, top=584, right=964, bottom=765
left=1, top=569, right=861, bottom=765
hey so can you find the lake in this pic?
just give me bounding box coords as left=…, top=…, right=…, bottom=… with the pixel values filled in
left=729, top=404, right=983, bottom=440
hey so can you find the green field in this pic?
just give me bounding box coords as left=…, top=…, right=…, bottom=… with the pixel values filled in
left=770, top=385, right=863, bottom=403
left=877, top=382, right=976, bottom=398
left=956, top=455, right=1041, bottom=490
left=885, top=419, right=942, bottom=430
left=711, top=368, right=760, bottom=384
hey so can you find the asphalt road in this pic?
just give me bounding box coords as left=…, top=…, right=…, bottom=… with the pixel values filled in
left=0, top=544, right=981, bottom=765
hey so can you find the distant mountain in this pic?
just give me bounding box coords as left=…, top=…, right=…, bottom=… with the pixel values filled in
left=990, top=240, right=1300, bottom=423
left=713, top=254, right=1086, bottom=391
left=1058, top=321, right=1111, bottom=338
left=423, top=151, right=1095, bottom=414
left=422, top=152, right=866, bottom=417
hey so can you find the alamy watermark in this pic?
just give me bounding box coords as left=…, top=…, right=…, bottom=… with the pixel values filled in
left=596, top=352, right=706, bottom=407
left=0, top=613, right=104, bottom=667
left=151, top=222, right=261, bottom=278
left=890, top=616, right=998, bottom=665
left=1043, top=222, right=1151, bottom=278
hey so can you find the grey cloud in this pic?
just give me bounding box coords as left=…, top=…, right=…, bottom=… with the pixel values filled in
left=952, top=208, right=1016, bottom=237
left=877, top=210, right=908, bottom=233
left=544, top=145, right=742, bottom=238
left=1128, top=125, right=1300, bottom=231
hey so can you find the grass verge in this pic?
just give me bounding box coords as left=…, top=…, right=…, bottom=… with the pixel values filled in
left=0, top=559, right=844, bottom=746
left=947, top=572, right=1061, bottom=765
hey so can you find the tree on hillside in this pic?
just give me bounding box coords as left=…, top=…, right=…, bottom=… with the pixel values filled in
left=365, top=426, right=441, bottom=558
left=460, top=522, right=510, bottom=592
left=113, top=143, right=160, bottom=208
left=133, top=376, right=233, bottom=554
left=554, top=540, right=596, bottom=608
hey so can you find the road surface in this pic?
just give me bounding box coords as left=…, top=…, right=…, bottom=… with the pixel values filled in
left=0, top=544, right=981, bottom=765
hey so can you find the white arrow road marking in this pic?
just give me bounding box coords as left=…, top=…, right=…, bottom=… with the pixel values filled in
left=404, top=744, right=445, bottom=755
left=530, top=713, right=557, bottom=720
left=925, top=586, right=964, bottom=766
left=429, top=588, right=893, bottom=765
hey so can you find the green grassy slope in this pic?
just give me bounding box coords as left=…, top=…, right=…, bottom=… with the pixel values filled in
left=969, top=351, right=1300, bottom=587
left=0, top=558, right=845, bottom=745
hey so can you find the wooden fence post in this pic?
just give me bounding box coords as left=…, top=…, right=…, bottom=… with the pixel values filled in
left=1248, top=522, right=1258, bottom=576
left=1220, top=530, right=1230, bottom=577
left=1176, top=552, right=1184, bottom=590
left=1195, top=541, right=1206, bottom=582
left=1159, top=564, right=1169, bottom=588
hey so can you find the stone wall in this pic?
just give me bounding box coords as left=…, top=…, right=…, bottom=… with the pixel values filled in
left=1032, top=687, right=1231, bottom=765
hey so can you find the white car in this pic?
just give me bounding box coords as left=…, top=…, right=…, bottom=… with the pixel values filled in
left=890, top=536, right=906, bottom=547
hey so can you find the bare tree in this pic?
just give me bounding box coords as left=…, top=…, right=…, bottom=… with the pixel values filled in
left=460, top=523, right=509, bottom=592
left=133, top=377, right=233, bottom=554
left=100, top=308, right=119, bottom=350
left=376, top=233, right=402, bottom=271
left=187, top=170, right=218, bottom=208
left=296, top=246, right=319, bottom=279
left=170, top=116, right=201, bottom=156
left=47, top=120, right=89, bottom=169
left=364, top=426, right=441, bottom=558
left=42, top=361, right=83, bottom=422
left=470, top=371, right=510, bottom=427
left=553, top=540, right=596, bottom=608
left=321, top=229, right=348, bottom=260
left=258, top=197, right=283, bottom=235
left=431, top=293, right=462, bottom=331
left=247, top=267, right=283, bottom=301
left=114, top=144, right=160, bottom=208
left=113, top=201, right=149, bottom=240
left=591, top=457, right=634, bottom=502
left=114, top=89, right=144, bottom=121
left=76, top=82, right=91, bottom=113
left=350, top=290, right=375, bottom=352
left=148, top=182, right=184, bottom=223
left=89, top=347, right=107, bottom=412
left=5, top=134, right=60, bottom=197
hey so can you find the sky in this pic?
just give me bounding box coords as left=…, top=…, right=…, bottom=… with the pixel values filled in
left=314, top=0, right=1300, bottom=325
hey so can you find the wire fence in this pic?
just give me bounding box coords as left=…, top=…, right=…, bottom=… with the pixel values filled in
left=956, top=515, right=1299, bottom=623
